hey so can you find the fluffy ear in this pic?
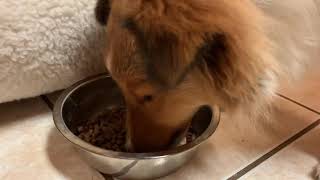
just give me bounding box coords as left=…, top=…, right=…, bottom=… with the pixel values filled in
left=124, top=19, right=196, bottom=88
left=197, top=27, right=277, bottom=107
left=95, top=0, right=110, bottom=25
left=196, top=33, right=236, bottom=91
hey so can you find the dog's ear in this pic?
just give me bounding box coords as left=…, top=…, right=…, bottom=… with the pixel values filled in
left=95, top=0, right=110, bottom=25
left=124, top=19, right=196, bottom=88
left=196, top=33, right=234, bottom=90
left=197, top=27, right=277, bottom=106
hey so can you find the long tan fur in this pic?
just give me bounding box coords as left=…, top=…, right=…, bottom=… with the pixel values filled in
left=95, top=0, right=320, bottom=153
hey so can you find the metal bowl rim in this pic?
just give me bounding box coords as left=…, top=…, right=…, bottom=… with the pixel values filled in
left=53, top=73, right=220, bottom=160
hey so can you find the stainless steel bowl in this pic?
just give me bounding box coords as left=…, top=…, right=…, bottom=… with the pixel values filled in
left=53, top=74, right=220, bottom=180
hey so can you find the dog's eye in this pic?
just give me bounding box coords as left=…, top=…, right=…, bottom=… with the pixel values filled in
left=143, top=95, right=153, bottom=102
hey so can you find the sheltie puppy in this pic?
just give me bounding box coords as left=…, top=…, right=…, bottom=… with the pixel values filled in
left=94, top=1, right=319, bottom=168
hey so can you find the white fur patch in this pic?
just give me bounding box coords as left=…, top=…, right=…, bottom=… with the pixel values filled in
left=105, top=49, right=113, bottom=72
left=256, top=0, right=320, bottom=80
left=261, top=69, right=278, bottom=98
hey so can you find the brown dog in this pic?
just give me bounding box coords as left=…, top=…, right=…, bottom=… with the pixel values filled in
left=94, top=0, right=319, bottom=153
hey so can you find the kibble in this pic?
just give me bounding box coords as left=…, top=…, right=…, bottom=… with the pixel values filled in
left=76, top=107, right=127, bottom=152
left=76, top=107, right=196, bottom=152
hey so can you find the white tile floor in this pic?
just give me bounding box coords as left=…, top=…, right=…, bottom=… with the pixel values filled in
left=244, top=123, right=320, bottom=180
left=1, top=66, right=319, bottom=180
left=0, top=98, right=103, bottom=180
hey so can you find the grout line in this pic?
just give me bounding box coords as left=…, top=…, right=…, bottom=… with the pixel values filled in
left=277, top=93, right=320, bottom=115
left=228, top=118, right=320, bottom=180
left=40, top=95, right=53, bottom=111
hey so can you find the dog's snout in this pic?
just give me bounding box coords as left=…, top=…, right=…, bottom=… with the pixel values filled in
left=125, top=109, right=176, bottom=152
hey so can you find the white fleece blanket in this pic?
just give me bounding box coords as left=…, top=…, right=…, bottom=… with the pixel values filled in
left=0, top=0, right=106, bottom=103
left=0, top=0, right=319, bottom=104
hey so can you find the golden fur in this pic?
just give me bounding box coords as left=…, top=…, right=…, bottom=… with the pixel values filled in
left=95, top=0, right=318, bottom=152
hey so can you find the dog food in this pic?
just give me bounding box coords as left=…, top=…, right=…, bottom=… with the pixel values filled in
left=76, top=107, right=195, bottom=152
left=77, top=107, right=127, bottom=152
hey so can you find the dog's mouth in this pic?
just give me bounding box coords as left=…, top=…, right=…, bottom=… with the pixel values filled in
left=125, top=105, right=213, bottom=153
left=168, top=105, right=213, bottom=147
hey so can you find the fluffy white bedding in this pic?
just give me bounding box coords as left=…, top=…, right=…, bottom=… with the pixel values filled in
left=0, top=0, right=106, bottom=103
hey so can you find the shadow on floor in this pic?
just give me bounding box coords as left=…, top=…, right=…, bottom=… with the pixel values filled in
left=46, top=127, right=103, bottom=180
left=0, top=98, right=48, bottom=128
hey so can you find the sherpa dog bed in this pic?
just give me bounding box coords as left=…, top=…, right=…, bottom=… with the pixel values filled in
left=0, top=0, right=106, bottom=103
left=0, top=0, right=319, bottom=104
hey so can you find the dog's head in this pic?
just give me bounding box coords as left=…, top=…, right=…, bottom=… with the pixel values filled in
left=95, top=0, right=277, bottom=152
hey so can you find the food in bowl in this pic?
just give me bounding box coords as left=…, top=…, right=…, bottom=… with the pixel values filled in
left=76, top=107, right=127, bottom=152
left=76, top=107, right=196, bottom=152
